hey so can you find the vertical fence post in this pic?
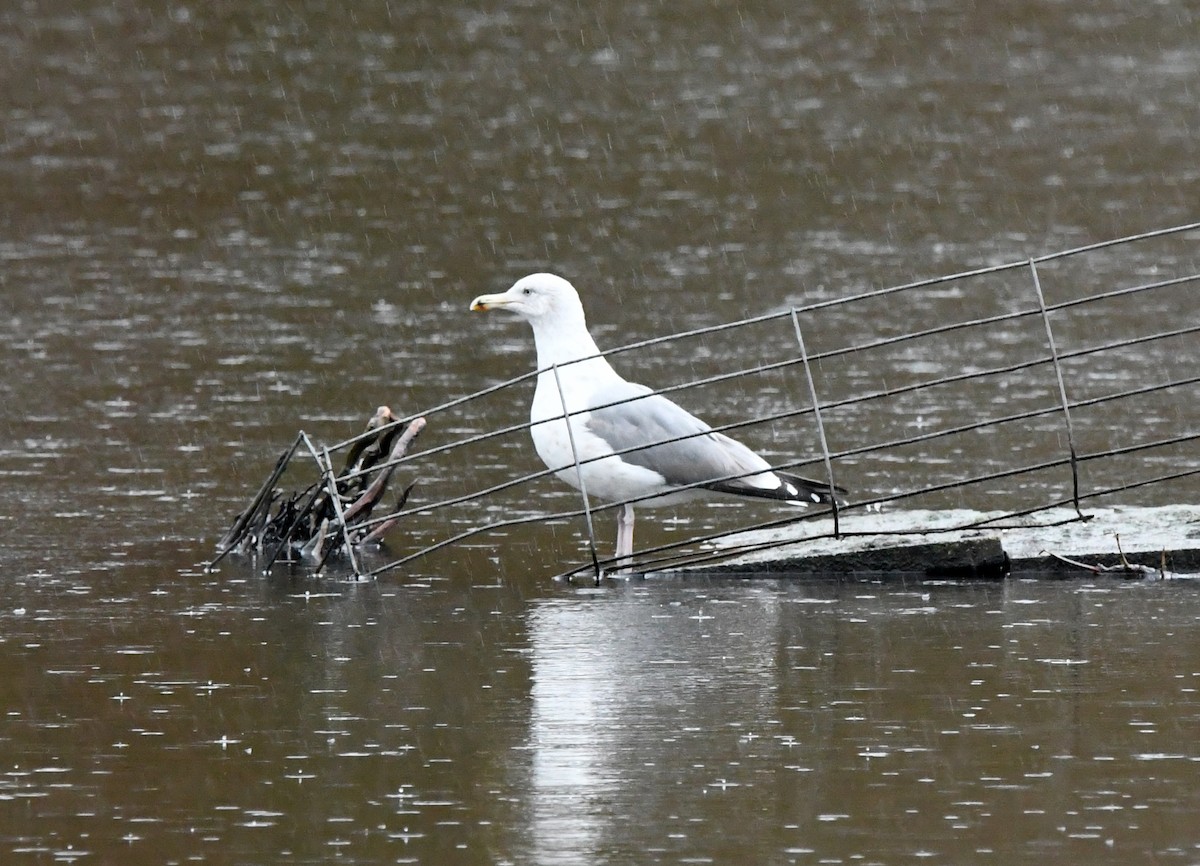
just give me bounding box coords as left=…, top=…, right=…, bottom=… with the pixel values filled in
left=1028, top=259, right=1086, bottom=519
left=790, top=308, right=841, bottom=536
left=299, top=432, right=366, bottom=578
left=551, top=363, right=603, bottom=581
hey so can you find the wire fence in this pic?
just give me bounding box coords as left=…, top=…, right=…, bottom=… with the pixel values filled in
left=212, top=222, right=1200, bottom=580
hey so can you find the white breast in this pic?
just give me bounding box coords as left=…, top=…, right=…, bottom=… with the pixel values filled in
left=529, top=364, right=687, bottom=506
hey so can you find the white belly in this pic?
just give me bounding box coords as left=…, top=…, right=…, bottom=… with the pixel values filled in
left=528, top=364, right=710, bottom=508
left=530, top=407, right=705, bottom=508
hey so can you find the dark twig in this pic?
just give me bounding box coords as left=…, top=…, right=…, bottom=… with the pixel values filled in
left=341, top=418, right=426, bottom=525
left=209, top=434, right=303, bottom=567
left=358, top=481, right=418, bottom=547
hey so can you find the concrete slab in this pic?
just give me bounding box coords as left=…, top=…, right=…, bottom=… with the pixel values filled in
left=653, top=505, right=1200, bottom=579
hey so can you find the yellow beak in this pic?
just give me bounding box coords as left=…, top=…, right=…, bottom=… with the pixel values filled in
left=469, top=292, right=511, bottom=312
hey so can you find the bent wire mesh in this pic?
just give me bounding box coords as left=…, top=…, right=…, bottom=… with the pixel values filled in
left=214, top=222, right=1200, bottom=580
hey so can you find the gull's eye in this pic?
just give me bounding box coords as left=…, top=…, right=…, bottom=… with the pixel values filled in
left=522, top=287, right=532, bottom=295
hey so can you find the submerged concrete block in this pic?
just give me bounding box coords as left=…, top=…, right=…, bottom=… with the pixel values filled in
left=658, top=505, right=1200, bottom=579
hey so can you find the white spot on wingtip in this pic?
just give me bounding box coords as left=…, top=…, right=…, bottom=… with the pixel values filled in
left=810, top=492, right=820, bottom=502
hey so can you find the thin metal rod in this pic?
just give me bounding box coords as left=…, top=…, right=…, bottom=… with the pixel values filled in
left=349, top=321, right=1200, bottom=535
left=790, top=307, right=840, bottom=535
left=366, top=366, right=1200, bottom=577
left=603, top=460, right=1200, bottom=578
left=365, top=510, right=575, bottom=577
left=300, top=433, right=364, bottom=579
left=551, top=363, right=602, bottom=581
left=328, top=223, right=1200, bottom=462
left=1042, top=271, right=1200, bottom=314
left=1077, top=430, right=1200, bottom=464
left=323, top=445, right=365, bottom=579
left=1031, top=220, right=1200, bottom=264
left=331, top=293, right=1200, bottom=496
left=1029, top=258, right=1084, bottom=517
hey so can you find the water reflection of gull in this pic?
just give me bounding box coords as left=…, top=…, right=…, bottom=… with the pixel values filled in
left=523, top=590, right=782, bottom=864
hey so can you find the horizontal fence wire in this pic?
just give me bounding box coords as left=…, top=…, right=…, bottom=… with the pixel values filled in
left=242, top=222, right=1200, bottom=579
left=326, top=268, right=1200, bottom=500
left=561, top=431, right=1200, bottom=580
left=337, top=221, right=1200, bottom=451
left=341, top=314, right=1200, bottom=529
left=328, top=316, right=1200, bottom=559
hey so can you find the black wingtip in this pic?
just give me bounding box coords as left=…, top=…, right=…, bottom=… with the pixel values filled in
left=774, top=471, right=847, bottom=504
left=703, top=471, right=848, bottom=506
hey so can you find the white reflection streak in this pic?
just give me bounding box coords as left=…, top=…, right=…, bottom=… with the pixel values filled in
left=527, top=602, right=618, bottom=864
left=524, top=593, right=782, bottom=864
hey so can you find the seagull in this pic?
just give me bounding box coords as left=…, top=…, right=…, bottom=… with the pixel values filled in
left=469, top=273, right=845, bottom=569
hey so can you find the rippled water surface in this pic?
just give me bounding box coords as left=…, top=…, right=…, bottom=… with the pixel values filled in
left=2, top=1, right=1198, bottom=863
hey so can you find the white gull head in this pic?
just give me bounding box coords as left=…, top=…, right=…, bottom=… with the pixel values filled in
left=470, top=273, right=603, bottom=371
left=469, top=272, right=587, bottom=330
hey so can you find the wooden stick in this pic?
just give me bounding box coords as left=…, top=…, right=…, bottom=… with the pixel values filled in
left=340, top=405, right=399, bottom=477
left=358, top=481, right=418, bottom=547
left=342, top=418, right=426, bottom=524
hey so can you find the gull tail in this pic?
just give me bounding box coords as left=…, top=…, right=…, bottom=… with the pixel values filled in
left=705, top=471, right=848, bottom=507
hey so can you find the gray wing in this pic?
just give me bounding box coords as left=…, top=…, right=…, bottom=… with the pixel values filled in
left=584, top=381, right=767, bottom=486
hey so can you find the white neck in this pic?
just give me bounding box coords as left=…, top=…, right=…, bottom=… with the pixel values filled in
left=527, top=313, right=623, bottom=418
left=530, top=319, right=605, bottom=370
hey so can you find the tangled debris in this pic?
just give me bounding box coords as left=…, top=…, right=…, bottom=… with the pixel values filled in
left=210, top=406, right=425, bottom=577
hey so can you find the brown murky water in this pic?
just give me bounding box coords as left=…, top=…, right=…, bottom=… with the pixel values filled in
left=2, top=1, right=1198, bottom=863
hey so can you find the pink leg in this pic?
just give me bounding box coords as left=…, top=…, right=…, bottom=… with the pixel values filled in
left=614, top=504, right=635, bottom=571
